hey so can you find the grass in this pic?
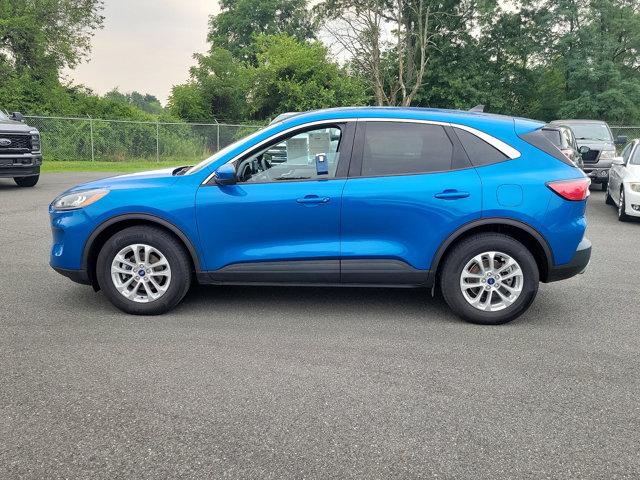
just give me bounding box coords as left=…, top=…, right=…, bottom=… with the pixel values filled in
left=42, top=160, right=188, bottom=173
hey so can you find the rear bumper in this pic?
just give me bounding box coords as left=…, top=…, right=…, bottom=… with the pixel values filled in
left=546, top=237, right=591, bottom=282
left=51, top=266, right=92, bottom=285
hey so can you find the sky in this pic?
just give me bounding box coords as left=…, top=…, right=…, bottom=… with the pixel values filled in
left=64, top=1, right=220, bottom=105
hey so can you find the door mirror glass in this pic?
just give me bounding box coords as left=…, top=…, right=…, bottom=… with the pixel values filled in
left=578, top=145, right=590, bottom=155
left=214, top=164, right=237, bottom=185
left=10, top=111, right=23, bottom=122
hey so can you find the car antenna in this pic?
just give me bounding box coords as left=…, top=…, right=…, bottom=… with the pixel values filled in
left=469, top=105, right=485, bottom=112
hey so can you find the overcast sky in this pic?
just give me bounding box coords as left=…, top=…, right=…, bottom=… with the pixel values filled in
left=64, top=1, right=220, bottom=105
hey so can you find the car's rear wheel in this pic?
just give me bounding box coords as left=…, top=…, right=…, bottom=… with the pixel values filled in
left=440, top=233, right=539, bottom=325
left=14, top=175, right=39, bottom=187
left=96, top=226, right=192, bottom=315
left=618, top=186, right=630, bottom=222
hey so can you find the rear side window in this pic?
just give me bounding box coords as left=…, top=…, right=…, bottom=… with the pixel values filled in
left=454, top=128, right=508, bottom=166
left=519, top=127, right=575, bottom=166
left=361, top=122, right=453, bottom=176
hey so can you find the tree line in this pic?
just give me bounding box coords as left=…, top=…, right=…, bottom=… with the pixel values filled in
left=1, top=0, right=639, bottom=126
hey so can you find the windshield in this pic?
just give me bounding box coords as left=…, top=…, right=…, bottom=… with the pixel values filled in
left=0, top=111, right=9, bottom=121
left=567, top=123, right=612, bottom=142
left=186, top=125, right=272, bottom=175
left=632, top=146, right=640, bottom=165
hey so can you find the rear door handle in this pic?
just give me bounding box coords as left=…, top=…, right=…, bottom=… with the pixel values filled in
left=434, top=189, right=470, bottom=200
left=296, top=195, right=330, bottom=204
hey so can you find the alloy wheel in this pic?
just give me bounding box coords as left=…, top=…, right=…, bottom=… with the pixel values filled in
left=459, top=251, right=524, bottom=312
left=110, top=244, right=172, bottom=303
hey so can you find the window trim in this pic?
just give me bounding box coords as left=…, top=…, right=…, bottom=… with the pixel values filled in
left=203, top=120, right=356, bottom=185
left=202, top=118, right=521, bottom=185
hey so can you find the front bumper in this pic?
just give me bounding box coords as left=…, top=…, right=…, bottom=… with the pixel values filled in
left=584, top=167, right=609, bottom=183
left=546, top=237, right=592, bottom=282
left=52, top=266, right=92, bottom=285
left=0, top=153, right=42, bottom=177
left=623, top=185, right=640, bottom=217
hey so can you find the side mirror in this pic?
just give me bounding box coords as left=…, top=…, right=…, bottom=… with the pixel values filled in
left=213, top=164, right=237, bottom=185
left=578, top=145, right=590, bottom=155
left=615, top=135, right=628, bottom=146
left=10, top=111, right=24, bottom=122
left=611, top=156, right=625, bottom=166
left=315, top=153, right=329, bottom=176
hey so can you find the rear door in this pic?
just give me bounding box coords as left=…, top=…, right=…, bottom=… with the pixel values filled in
left=339, top=120, right=482, bottom=283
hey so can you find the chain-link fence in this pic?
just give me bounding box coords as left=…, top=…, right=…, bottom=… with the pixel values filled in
left=24, top=115, right=263, bottom=163
left=611, top=126, right=640, bottom=143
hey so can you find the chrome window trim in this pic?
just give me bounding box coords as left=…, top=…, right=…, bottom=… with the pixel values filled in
left=202, top=117, right=521, bottom=185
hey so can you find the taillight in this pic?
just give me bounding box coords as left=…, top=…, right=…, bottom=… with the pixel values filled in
left=547, top=178, right=591, bottom=201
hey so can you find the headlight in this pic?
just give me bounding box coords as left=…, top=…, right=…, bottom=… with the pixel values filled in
left=599, top=150, right=616, bottom=159
left=630, top=183, right=640, bottom=193
left=53, top=189, right=109, bottom=210
left=30, top=130, right=40, bottom=152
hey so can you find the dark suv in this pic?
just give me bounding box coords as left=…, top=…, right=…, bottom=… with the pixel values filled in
left=0, top=111, right=42, bottom=187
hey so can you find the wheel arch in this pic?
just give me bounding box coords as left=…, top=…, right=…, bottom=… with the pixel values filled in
left=82, top=213, right=201, bottom=290
left=429, top=218, right=554, bottom=284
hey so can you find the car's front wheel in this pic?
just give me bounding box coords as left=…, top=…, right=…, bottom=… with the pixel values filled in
left=440, top=233, right=539, bottom=325
left=618, top=186, right=630, bottom=222
left=96, top=226, right=192, bottom=315
left=14, top=175, right=39, bottom=187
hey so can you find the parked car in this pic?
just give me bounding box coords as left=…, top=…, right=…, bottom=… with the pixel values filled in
left=49, top=107, right=592, bottom=325
left=0, top=110, right=42, bottom=187
left=541, top=125, right=584, bottom=168
left=550, top=119, right=626, bottom=190
left=606, top=138, right=640, bottom=221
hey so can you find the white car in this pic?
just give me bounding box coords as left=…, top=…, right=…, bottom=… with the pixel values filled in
left=606, top=139, right=640, bottom=221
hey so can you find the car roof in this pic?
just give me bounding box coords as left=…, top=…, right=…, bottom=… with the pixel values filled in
left=551, top=119, right=609, bottom=125
left=273, top=106, right=544, bottom=135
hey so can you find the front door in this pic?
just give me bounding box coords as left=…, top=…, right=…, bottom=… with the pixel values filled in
left=196, top=122, right=355, bottom=283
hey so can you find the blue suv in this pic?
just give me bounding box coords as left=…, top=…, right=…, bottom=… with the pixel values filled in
left=50, top=108, right=591, bottom=324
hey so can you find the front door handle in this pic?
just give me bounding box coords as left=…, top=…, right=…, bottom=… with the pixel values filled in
left=296, top=195, right=330, bottom=204
left=434, top=189, right=470, bottom=200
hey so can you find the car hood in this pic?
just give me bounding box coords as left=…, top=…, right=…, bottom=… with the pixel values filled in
left=575, top=139, right=615, bottom=151
left=67, top=167, right=181, bottom=193
left=0, top=120, right=35, bottom=133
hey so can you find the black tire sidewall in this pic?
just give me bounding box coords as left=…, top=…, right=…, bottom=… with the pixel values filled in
left=14, top=175, right=39, bottom=187
left=441, top=234, right=539, bottom=325
left=96, top=226, right=191, bottom=315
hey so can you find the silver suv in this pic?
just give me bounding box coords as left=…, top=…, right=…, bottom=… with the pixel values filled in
left=550, top=119, right=627, bottom=190
left=0, top=111, right=42, bottom=187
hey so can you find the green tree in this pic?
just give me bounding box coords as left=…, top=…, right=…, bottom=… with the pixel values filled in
left=248, top=35, right=368, bottom=119
left=208, top=0, right=315, bottom=63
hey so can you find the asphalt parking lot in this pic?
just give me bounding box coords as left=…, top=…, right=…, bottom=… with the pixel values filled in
left=1, top=172, right=639, bottom=479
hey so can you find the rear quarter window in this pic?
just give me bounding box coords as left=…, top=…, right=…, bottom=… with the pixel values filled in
left=453, top=128, right=508, bottom=167
left=519, top=127, right=576, bottom=166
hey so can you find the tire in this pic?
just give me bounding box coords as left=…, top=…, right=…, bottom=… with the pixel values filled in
left=14, top=175, right=39, bottom=187
left=618, top=186, right=630, bottom=222
left=440, top=233, right=539, bottom=325
left=96, top=226, right=192, bottom=315
left=605, top=187, right=615, bottom=206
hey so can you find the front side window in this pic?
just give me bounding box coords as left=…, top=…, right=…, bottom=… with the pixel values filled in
left=621, top=143, right=633, bottom=164
left=235, top=126, right=342, bottom=183
left=361, top=122, right=453, bottom=176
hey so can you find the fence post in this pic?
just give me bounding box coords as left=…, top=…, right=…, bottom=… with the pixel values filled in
left=216, top=124, right=220, bottom=152
left=87, top=114, right=95, bottom=162
left=156, top=121, right=160, bottom=163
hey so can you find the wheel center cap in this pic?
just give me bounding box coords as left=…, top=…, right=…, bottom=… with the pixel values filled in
left=138, top=270, right=146, bottom=277
left=487, top=277, right=496, bottom=285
